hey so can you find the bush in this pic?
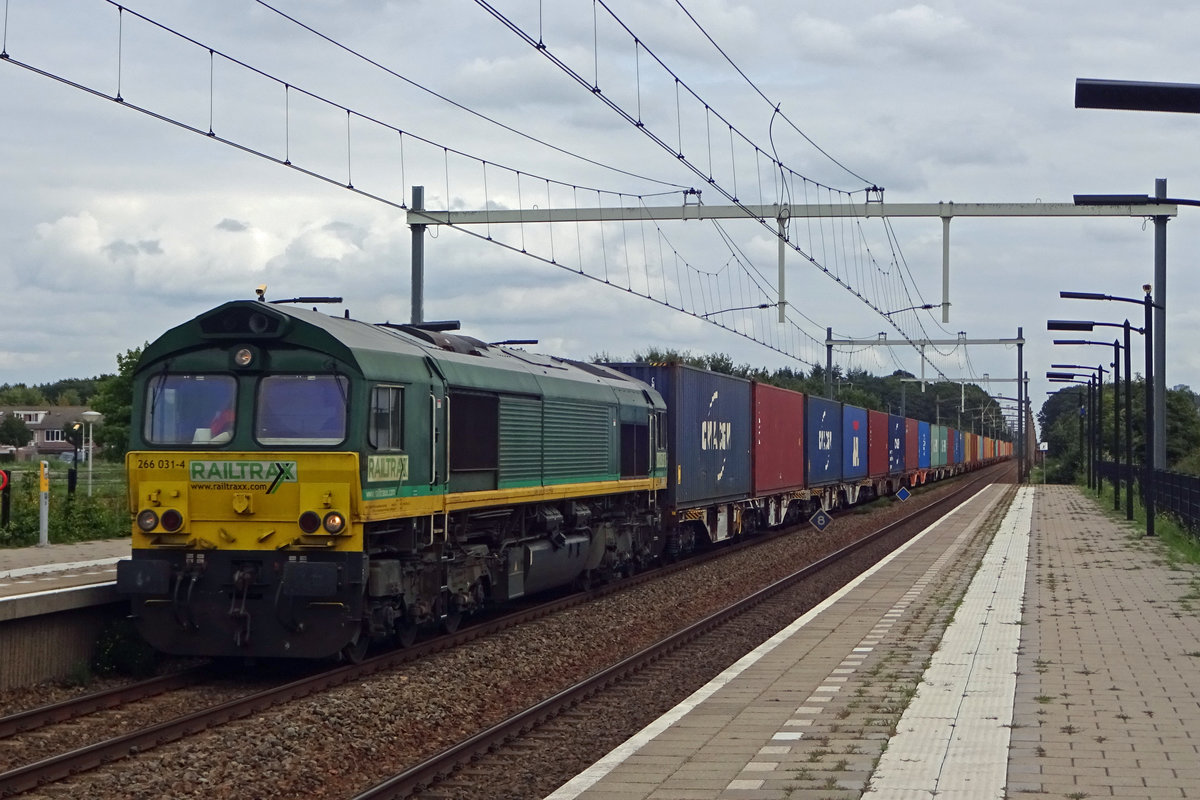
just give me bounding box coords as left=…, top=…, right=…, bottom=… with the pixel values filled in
left=92, top=618, right=158, bottom=677
left=0, top=466, right=129, bottom=547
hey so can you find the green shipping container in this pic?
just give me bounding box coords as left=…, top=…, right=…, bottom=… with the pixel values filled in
left=931, top=423, right=948, bottom=468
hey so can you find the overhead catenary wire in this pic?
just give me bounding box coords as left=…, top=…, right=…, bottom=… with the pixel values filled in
left=254, top=0, right=946, bottom=377
left=252, top=0, right=689, bottom=191
left=2, top=1, right=957, bottom=380
left=670, top=0, right=873, bottom=188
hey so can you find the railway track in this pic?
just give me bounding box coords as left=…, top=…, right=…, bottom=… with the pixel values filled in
left=0, top=465, right=1010, bottom=798
left=352, top=464, right=1013, bottom=799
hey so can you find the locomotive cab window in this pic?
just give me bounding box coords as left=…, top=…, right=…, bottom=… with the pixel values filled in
left=145, top=374, right=237, bottom=446
left=369, top=386, right=404, bottom=450
left=255, top=375, right=348, bottom=445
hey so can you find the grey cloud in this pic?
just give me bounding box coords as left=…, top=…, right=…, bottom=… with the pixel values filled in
left=103, top=239, right=162, bottom=261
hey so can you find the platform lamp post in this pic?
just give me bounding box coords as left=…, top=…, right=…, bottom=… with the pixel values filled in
left=1047, top=376, right=1093, bottom=483
left=81, top=410, right=101, bottom=497
left=1072, top=188, right=1189, bottom=470
left=1059, top=287, right=1157, bottom=535
left=1054, top=357, right=1123, bottom=513
left=1073, top=76, right=1200, bottom=462
left=1049, top=321, right=1143, bottom=521
left=1048, top=362, right=1106, bottom=491
left=1049, top=322, right=1126, bottom=512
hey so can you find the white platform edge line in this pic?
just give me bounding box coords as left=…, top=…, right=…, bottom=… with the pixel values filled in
left=0, top=556, right=123, bottom=580
left=0, top=581, right=118, bottom=604
left=543, top=483, right=1009, bottom=800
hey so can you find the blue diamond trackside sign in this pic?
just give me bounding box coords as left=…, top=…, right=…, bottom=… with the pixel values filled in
left=809, top=509, right=833, bottom=531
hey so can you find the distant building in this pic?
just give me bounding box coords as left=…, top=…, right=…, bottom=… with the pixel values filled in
left=0, top=406, right=102, bottom=462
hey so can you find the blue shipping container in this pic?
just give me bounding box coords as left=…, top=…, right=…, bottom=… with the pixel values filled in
left=918, top=421, right=931, bottom=469
left=842, top=404, right=868, bottom=480
left=955, top=430, right=965, bottom=465
left=606, top=363, right=751, bottom=508
left=888, top=414, right=906, bottom=474
left=806, top=396, right=843, bottom=486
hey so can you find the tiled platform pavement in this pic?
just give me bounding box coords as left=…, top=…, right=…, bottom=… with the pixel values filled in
left=550, top=483, right=1017, bottom=800
left=1010, top=486, right=1200, bottom=799
left=549, top=483, right=1200, bottom=800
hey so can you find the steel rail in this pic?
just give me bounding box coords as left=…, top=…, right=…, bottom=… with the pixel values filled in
left=0, top=462, right=1006, bottom=797
left=351, top=464, right=1011, bottom=799
left=0, top=666, right=209, bottom=739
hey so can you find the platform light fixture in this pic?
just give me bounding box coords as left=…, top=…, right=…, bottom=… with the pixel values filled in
left=1057, top=287, right=1155, bottom=534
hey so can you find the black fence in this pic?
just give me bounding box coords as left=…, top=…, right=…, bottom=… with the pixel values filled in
left=1094, top=460, right=1200, bottom=534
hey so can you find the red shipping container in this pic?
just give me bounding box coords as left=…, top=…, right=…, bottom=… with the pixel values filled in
left=905, top=417, right=919, bottom=473
left=752, top=382, right=806, bottom=494
left=867, top=409, right=889, bottom=477
left=947, top=427, right=957, bottom=464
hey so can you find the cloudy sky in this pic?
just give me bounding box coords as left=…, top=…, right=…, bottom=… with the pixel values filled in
left=3, top=0, right=1198, bottom=434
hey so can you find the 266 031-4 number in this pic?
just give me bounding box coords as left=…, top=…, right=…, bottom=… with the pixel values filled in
left=137, top=458, right=186, bottom=470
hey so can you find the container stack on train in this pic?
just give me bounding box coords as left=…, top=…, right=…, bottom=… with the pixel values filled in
left=606, top=363, right=1009, bottom=545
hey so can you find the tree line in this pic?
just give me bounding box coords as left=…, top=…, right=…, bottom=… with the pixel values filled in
left=0, top=348, right=142, bottom=460
left=1038, top=380, right=1200, bottom=482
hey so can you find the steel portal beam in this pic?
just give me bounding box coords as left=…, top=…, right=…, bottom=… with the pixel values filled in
left=406, top=199, right=1173, bottom=327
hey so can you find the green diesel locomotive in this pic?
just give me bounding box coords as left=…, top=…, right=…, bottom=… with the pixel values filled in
left=117, top=298, right=668, bottom=660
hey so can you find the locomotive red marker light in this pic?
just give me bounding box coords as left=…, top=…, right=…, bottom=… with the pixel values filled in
left=161, top=509, right=184, bottom=532
left=322, top=512, right=346, bottom=534
left=298, top=511, right=321, bottom=533
left=136, top=509, right=159, bottom=532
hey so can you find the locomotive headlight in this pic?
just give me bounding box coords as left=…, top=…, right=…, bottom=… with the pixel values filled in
left=248, top=312, right=271, bottom=334
left=161, top=509, right=184, bottom=532
left=234, top=347, right=254, bottom=367
left=298, top=511, right=321, bottom=533
left=137, top=509, right=160, bottom=532
left=322, top=512, right=346, bottom=534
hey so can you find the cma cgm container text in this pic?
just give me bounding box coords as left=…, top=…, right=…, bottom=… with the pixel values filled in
left=888, top=414, right=906, bottom=475
left=606, top=363, right=751, bottom=508
left=806, top=396, right=843, bottom=486
left=842, top=404, right=869, bottom=481
left=752, top=383, right=805, bottom=495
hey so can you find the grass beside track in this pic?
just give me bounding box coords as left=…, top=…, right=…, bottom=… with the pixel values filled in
left=0, top=462, right=129, bottom=546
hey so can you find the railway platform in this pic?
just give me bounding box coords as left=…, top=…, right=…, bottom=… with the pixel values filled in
left=548, top=483, right=1200, bottom=800
left=0, top=537, right=127, bottom=606
left=0, top=538, right=128, bottom=689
